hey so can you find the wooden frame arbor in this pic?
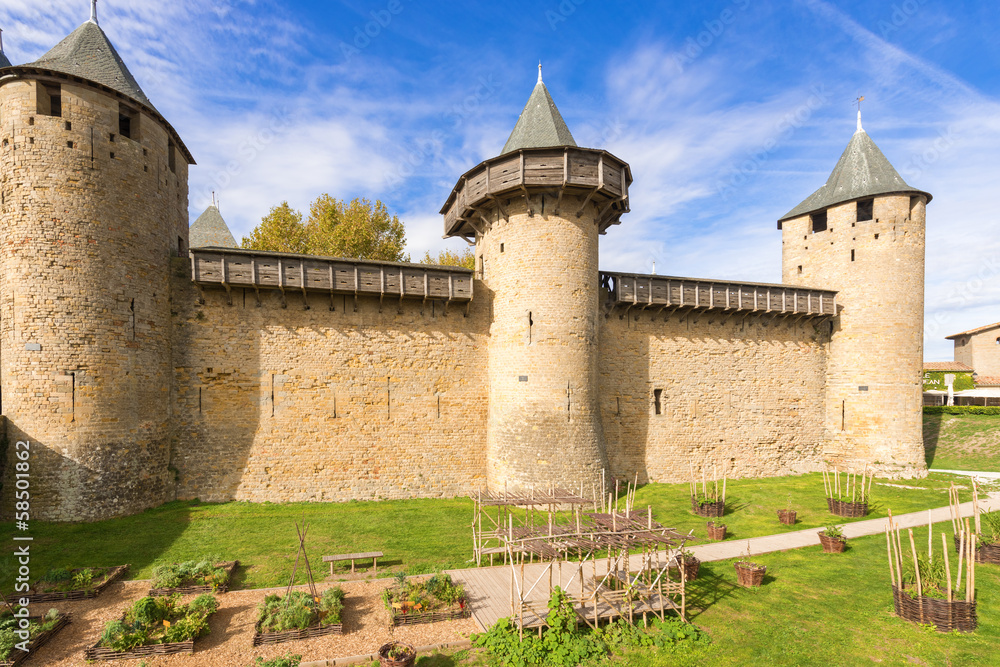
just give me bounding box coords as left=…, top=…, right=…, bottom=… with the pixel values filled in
left=494, top=499, right=693, bottom=636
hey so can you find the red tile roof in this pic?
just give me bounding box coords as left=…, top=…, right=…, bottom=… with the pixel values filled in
left=923, top=362, right=974, bottom=372
left=946, top=322, right=1000, bottom=339
left=976, top=376, right=1000, bottom=387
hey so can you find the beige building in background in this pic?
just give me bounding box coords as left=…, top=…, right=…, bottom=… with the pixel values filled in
left=0, top=12, right=932, bottom=521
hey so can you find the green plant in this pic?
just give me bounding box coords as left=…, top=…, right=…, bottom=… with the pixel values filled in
left=41, top=567, right=73, bottom=584
left=823, top=524, right=844, bottom=539
left=99, top=593, right=219, bottom=651
left=72, top=567, right=95, bottom=590
left=250, top=654, right=302, bottom=667
left=152, top=558, right=229, bottom=590
left=318, top=586, right=345, bottom=623
left=188, top=593, right=220, bottom=616
left=980, top=510, right=1000, bottom=545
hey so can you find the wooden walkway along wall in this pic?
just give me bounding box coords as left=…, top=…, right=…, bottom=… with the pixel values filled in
left=190, top=248, right=473, bottom=307
left=601, top=272, right=837, bottom=319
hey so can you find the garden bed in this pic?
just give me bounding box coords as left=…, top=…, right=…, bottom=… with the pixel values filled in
left=8, top=565, right=128, bottom=604
left=826, top=498, right=867, bottom=518
left=149, top=560, right=239, bottom=595
left=384, top=574, right=469, bottom=627
left=953, top=535, right=1000, bottom=564
left=892, top=584, right=977, bottom=633
left=0, top=612, right=70, bottom=667
left=691, top=496, right=724, bottom=518
left=253, top=587, right=345, bottom=646
left=84, top=593, right=218, bottom=661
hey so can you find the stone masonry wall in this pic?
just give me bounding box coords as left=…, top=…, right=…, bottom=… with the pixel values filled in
left=954, top=326, right=1000, bottom=378
left=0, top=77, right=189, bottom=521
left=782, top=195, right=927, bottom=474
left=169, top=265, right=489, bottom=503
left=599, top=307, right=830, bottom=484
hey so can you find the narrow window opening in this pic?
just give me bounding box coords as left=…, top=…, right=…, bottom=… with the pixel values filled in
left=27, top=117, right=34, bottom=126
left=851, top=249, right=856, bottom=262
left=653, top=389, right=663, bottom=415
left=386, top=377, right=391, bottom=419
left=437, top=395, right=441, bottom=419
left=270, top=374, right=275, bottom=417
left=909, top=196, right=920, bottom=216
left=168, top=138, right=177, bottom=173
left=110, top=152, right=115, bottom=159
left=874, top=233, right=879, bottom=240
left=841, top=400, right=845, bottom=431
left=144, top=165, right=148, bottom=172
left=178, top=236, right=185, bottom=256
left=70, top=372, right=76, bottom=423
left=857, top=198, right=874, bottom=222
left=810, top=211, right=827, bottom=233
left=527, top=311, right=533, bottom=344
left=333, top=394, right=338, bottom=418
left=129, top=299, right=135, bottom=340
left=198, top=387, right=203, bottom=413
left=797, top=265, right=802, bottom=275
left=64, top=121, right=72, bottom=131
left=109, top=133, right=115, bottom=142
left=500, top=242, right=504, bottom=253
left=37, top=83, right=62, bottom=117
left=566, top=382, right=571, bottom=421
left=66, top=141, right=73, bottom=149
left=28, top=137, right=34, bottom=144
left=616, top=396, right=621, bottom=415
left=995, top=337, right=999, bottom=345
left=118, top=103, right=140, bottom=140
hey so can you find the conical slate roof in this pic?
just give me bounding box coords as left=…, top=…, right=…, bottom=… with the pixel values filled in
left=27, top=20, right=153, bottom=109
left=501, top=69, right=576, bottom=155
left=779, top=119, right=930, bottom=223
left=190, top=206, right=239, bottom=249
left=0, top=46, right=11, bottom=69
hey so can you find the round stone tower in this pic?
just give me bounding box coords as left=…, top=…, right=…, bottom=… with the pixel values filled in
left=778, top=111, right=929, bottom=475
left=0, top=7, right=195, bottom=520
left=440, top=67, right=631, bottom=493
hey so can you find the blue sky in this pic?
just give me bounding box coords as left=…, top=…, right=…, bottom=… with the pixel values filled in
left=2, top=0, right=999, bottom=361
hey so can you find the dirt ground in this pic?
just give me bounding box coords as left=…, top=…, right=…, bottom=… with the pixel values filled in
left=20, top=578, right=476, bottom=666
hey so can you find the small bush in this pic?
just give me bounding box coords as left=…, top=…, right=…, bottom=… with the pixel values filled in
left=152, top=558, right=229, bottom=590
left=99, top=593, right=218, bottom=651
left=258, top=591, right=319, bottom=633
left=250, top=654, right=302, bottom=667
left=41, top=567, right=73, bottom=584
left=923, top=406, right=1000, bottom=415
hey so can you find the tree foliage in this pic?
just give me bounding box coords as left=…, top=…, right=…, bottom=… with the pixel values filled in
left=420, top=247, right=475, bottom=270
left=242, top=196, right=408, bottom=262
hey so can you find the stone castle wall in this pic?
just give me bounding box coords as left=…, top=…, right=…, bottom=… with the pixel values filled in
left=782, top=194, right=926, bottom=474
left=0, top=76, right=189, bottom=520
left=599, top=307, right=830, bottom=485
left=168, top=264, right=490, bottom=503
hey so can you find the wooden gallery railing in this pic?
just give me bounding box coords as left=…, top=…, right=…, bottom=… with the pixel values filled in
left=600, top=272, right=837, bottom=320
left=190, top=248, right=474, bottom=312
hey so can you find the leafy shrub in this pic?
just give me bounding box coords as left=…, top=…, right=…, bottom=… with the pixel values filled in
left=250, top=654, right=303, bottom=667
left=258, top=591, right=320, bottom=633
left=923, top=406, right=1000, bottom=415
left=384, top=573, right=465, bottom=616
left=151, top=557, right=228, bottom=590
left=188, top=593, right=220, bottom=616
left=823, top=524, right=845, bottom=539
left=41, top=567, right=73, bottom=584
left=980, top=511, right=1000, bottom=545
left=72, top=567, right=95, bottom=591
left=164, top=614, right=210, bottom=643
left=99, top=593, right=218, bottom=651
left=318, top=587, right=345, bottom=624
left=472, top=587, right=710, bottom=666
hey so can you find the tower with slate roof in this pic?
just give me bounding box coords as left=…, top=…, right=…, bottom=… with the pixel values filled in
left=190, top=204, right=239, bottom=249
left=779, top=111, right=930, bottom=473
left=0, top=2, right=195, bottom=520
left=441, top=65, right=631, bottom=493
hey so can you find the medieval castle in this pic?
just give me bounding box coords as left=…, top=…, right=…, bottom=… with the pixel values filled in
left=0, top=9, right=930, bottom=522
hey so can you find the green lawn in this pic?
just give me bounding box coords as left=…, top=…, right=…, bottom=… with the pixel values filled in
left=924, top=412, right=1000, bottom=471
left=0, top=472, right=971, bottom=593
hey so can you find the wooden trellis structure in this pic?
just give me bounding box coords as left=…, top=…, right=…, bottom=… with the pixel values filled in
left=471, top=474, right=643, bottom=567
left=501, top=506, right=692, bottom=636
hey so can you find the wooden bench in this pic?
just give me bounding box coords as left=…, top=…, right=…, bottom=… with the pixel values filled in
left=323, top=551, right=383, bottom=574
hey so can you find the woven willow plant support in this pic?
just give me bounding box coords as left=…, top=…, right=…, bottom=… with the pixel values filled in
left=823, top=466, right=872, bottom=517
left=884, top=512, right=977, bottom=632
left=948, top=480, right=1000, bottom=564
left=689, top=461, right=728, bottom=517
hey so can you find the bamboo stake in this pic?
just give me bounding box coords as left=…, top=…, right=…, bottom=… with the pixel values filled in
left=928, top=510, right=933, bottom=564
left=955, top=529, right=965, bottom=599
left=722, top=465, right=728, bottom=504
left=973, top=480, right=982, bottom=535
left=823, top=470, right=829, bottom=498
left=851, top=472, right=855, bottom=503
left=942, top=532, right=952, bottom=602
left=885, top=528, right=896, bottom=587
left=908, top=528, right=922, bottom=599
left=702, top=467, right=707, bottom=498
left=713, top=463, right=718, bottom=501
left=966, top=519, right=973, bottom=603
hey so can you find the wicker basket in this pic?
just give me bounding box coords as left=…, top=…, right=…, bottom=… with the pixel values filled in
left=953, top=535, right=1000, bottom=564
left=818, top=531, right=847, bottom=553
left=378, top=641, right=416, bottom=667
left=669, top=556, right=700, bottom=582
left=827, top=498, right=867, bottom=518
left=777, top=510, right=797, bottom=525
left=892, top=585, right=977, bottom=633
left=735, top=562, right=766, bottom=588
left=706, top=521, right=727, bottom=541
left=692, top=496, right=725, bottom=518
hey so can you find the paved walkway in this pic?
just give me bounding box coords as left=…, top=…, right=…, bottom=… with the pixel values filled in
left=931, top=468, right=1000, bottom=480
left=449, top=493, right=1000, bottom=631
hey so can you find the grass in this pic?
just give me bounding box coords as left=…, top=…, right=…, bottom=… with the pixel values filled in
left=0, top=473, right=972, bottom=593
left=924, top=412, right=1000, bottom=471
left=415, top=532, right=1000, bottom=666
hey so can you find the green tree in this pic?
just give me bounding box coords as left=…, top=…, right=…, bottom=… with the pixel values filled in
left=241, top=202, right=308, bottom=254
left=306, top=196, right=408, bottom=261
left=420, top=247, right=475, bottom=270
left=242, top=196, right=409, bottom=262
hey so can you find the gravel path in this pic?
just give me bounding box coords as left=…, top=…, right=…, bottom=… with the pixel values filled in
left=23, top=578, right=475, bottom=666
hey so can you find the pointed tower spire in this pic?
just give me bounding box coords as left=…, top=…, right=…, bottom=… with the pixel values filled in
left=90, top=0, right=98, bottom=25
left=778, top=120, right=930, bottom=224
left=190, top=204, right=238, bottom=249
left=501, top=66, right=576, bottom=155
left=0, top=28, right=9, bottom=69
left=856, top=95, right=865, bottom=133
